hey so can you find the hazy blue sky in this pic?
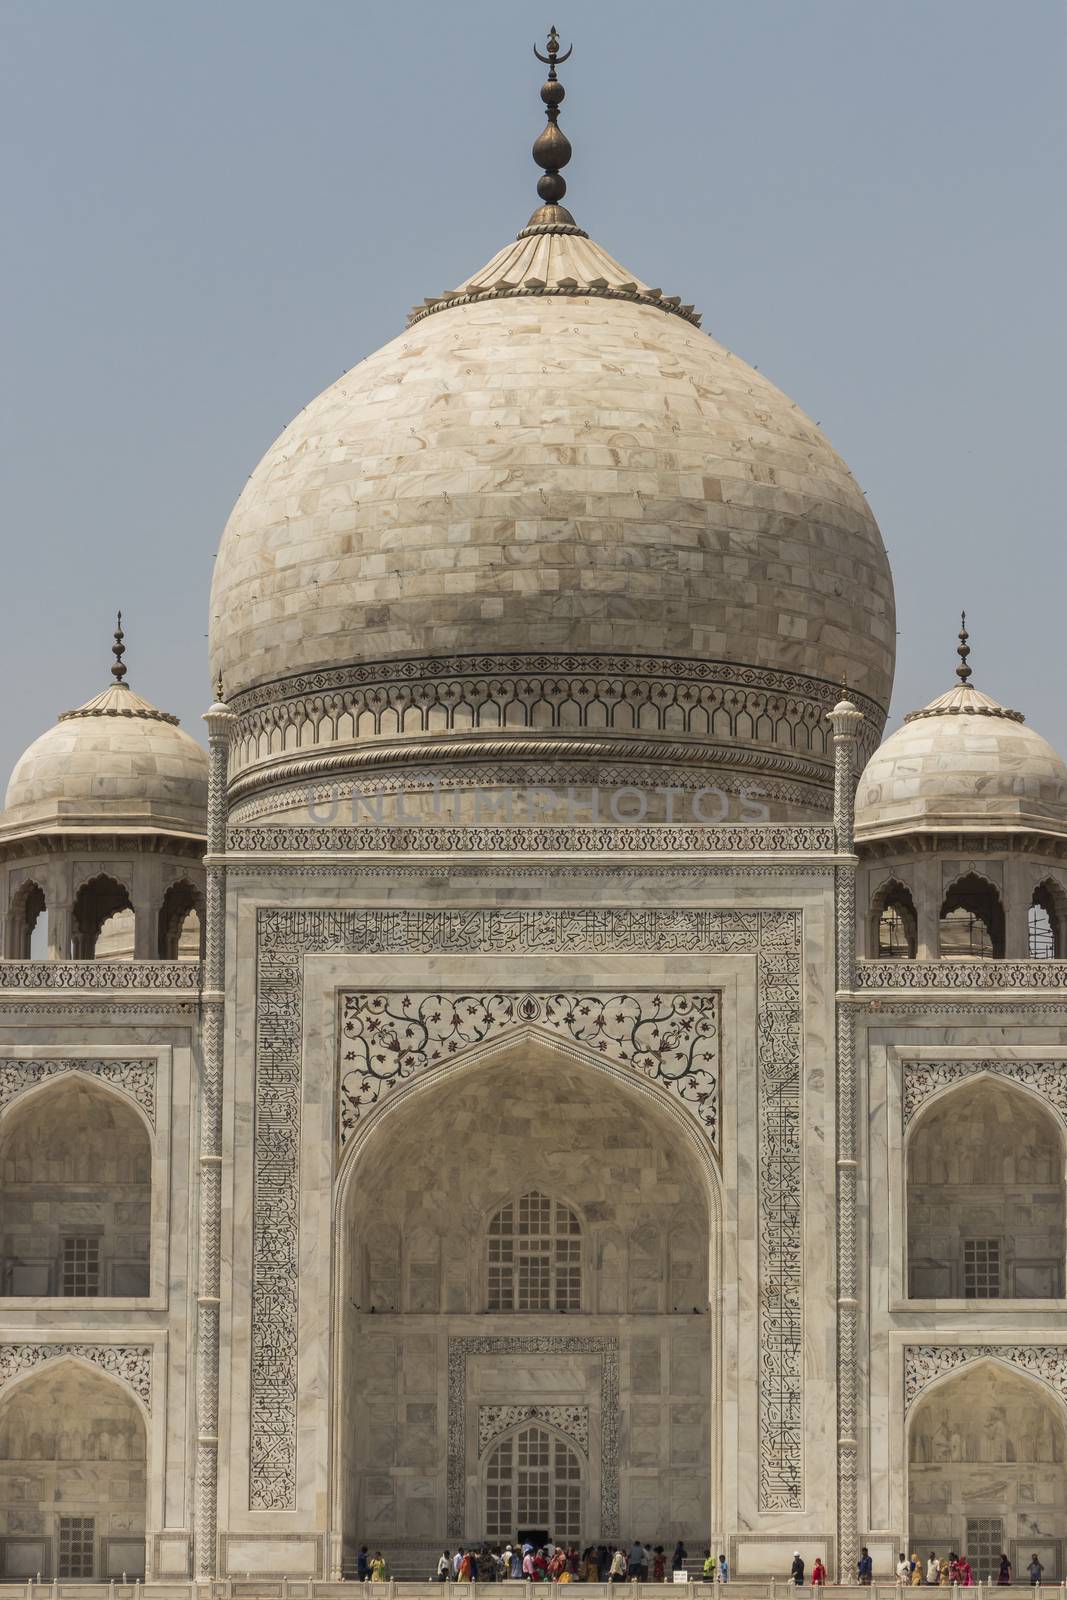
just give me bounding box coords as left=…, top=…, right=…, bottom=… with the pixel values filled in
left=2, top=0, right=1065, bottom=781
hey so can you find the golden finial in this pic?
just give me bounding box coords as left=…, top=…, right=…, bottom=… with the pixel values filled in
left=956, top=610, right=972, bottom=684
left=111, top=610, right=127, bottom=683
left=529, top=27, right=575, bottom=229
left=215, top=670, right=224, bottom=703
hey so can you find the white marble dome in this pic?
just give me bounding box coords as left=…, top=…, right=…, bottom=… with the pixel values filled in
left=855, top=682, right=1067, bottom=841
left=3, top=681, right=208, bottom=841
left=208, top=212, right=895, bottom=821
left=210, top=230, right=894, bottom=697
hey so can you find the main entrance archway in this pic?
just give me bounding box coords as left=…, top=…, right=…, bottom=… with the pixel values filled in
left=334, top=1036, right=718, bottom=1570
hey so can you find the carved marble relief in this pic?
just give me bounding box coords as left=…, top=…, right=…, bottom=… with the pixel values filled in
left=340, top=990, right=719, bottom=1145
left=904, top=1344, right=1067, bottom=1413
left=478, top=1404, right=590, bottom=1457
left=252, top=907, right=803, bottom=1514
left=0, top=1058, right=156, bottom=1127
left=903, top=1058, right=1067, bottom=1131
left=0, top=1343, right=152, bottom=1409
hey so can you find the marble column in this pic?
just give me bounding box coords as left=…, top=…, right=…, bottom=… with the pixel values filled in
left=913, top=855, right=940, bottom=959
left=829, top=694, right=863, bottom=1579
left=194, top=689, right=233, bottom=1579
left=1002, top=860, right=1031, bottom=959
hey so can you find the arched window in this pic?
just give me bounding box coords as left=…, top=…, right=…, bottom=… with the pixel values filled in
left=487, top=1191, right=581, bottom=1312
left=6, top=881, right=46, bottom=960
left=485, top=1425, right=581, bottom=1541
left=71, top=875, right=133, bottom=960
left=157, top=879, right=204, bottom=960
left=1030, top=879, right=1067, bottom=959
left=939, top=873, right=1005, bottom=959
left=870, top=878, right=917, bottom=958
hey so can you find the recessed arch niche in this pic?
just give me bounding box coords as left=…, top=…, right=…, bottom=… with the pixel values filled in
left=908, top=1360, right=1067, bottom=1578
left=334, top=1037, right=716, bottom=1563
left=0, top=1078, right=152, bottom=1299
left=907, top=1078, right=1066, bottom=1300
left=0, top=1360, right=147, bottom=1579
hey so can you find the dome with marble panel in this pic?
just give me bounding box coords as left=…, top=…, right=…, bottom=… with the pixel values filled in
left=208, top=39, right=895, bottom=822
left=2, top=620, right=207, bottom=843
left=855, top=623, right=1067, bottom=841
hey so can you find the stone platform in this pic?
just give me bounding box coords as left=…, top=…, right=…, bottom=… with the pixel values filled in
left=0, top=1585, right=1051, bottom=1600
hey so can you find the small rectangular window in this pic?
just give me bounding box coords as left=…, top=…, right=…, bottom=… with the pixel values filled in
left=58, top=1516, right=95, bottom=1579
left=963, top=1237, right=1001, bottom=1299
left=61, top=1237, right=100, bottom=1298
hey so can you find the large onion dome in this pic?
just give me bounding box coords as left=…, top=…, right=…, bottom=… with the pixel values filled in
left=210, top=34, right=895, bottom=824
left=856, top=620, right=1067, bottom=842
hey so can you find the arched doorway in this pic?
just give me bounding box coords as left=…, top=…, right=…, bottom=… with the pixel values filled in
left=869, top=878, right=917, bottom=958
left=71, top=875, right=133, bottom=960
left=5, top=881, right=47, bottom=961
left=335, top=1039, right=716, bottom=1569
left=0, top=1361, right=147, bottom=1579
left=157, top=879, right=204, bottom=959
left=909, top=1361, right=1067, bottom=1579
left=907, top=1078, right=1065, bottom=1299
left=0, top=1079, right=152, bottom=1298
left=939, top=874, right=1005, bottom=959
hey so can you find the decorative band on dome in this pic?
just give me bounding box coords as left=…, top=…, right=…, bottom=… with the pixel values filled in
left=58, top=704, right=181, bottom=725
left=407, top=279, right=701, bottom=328
left=58, top=681, right=181, bottom=726
left=903, top=703, right=1024, bottom=725
left=516, top=221, right=589, bottom=239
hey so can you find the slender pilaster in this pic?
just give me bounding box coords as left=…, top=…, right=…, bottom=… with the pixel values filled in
left=829, top=694, right=863, bottom=1581
left=194, top=689, right=233, bottom=1580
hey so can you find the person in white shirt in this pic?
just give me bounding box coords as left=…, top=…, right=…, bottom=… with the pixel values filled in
left=896, top=1554, right=911, bottom=1583
left=926, top=1554, right=940, bottom=1586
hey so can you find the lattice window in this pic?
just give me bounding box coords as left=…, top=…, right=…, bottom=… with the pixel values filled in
left=58, top=1516, right=95, bottom=1578
left=61, top=1236, right=100, bottom=1298
left=485, top=1435, right=514, bottom=1540
left=963, top=1238, right=1001, bottom=1298
left=485, top=1426, right=582, bottom=1541
left=487, top=1191, right=581, bottom=1312
left=965, top=1517, right=1004, bottom=1580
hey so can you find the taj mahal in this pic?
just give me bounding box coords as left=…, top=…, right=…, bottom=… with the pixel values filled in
left=1, top=30, right=1067, bottom=1590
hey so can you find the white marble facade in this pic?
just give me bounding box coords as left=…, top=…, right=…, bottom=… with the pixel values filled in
left=1, top=46, right=1067, bottom=1591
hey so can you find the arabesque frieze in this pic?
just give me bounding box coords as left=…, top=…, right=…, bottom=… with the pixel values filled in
left=0, top=1057, right=156, bottom=1126
left=905, top=1345, right=1067, bottom=1412
left=228, top=823, right=836, bottom=855
left=0, top=961, right=200, bottom=991
left=340, top=989, right=719, bottom=1146
left=858, top=960, right=1067, bottom=991
left=0, top=1343, right=152, bottom=1409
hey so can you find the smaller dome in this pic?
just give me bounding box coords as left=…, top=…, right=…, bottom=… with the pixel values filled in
left=855, top=681, right=1067, bottom=841
left=3, top=680, right=208, bottom=842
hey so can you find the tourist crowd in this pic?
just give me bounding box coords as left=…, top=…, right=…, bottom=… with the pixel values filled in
left=353, top=1539, right=730, bottom=1582
left=785, top=1549, right=1046, bottom=1586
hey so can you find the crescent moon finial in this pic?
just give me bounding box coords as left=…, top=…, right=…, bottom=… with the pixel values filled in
left=528, top=27, right=576, bottom=229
